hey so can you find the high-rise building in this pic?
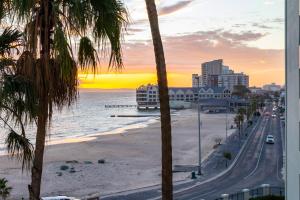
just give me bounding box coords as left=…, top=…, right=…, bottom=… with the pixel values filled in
left=207, top=74, right=219, bottom=87
left=195, top=59, right=249, bottom=90
left=192, top=74, right=203, bottom=88
left=218, top=73, right=249, bottom=90
left=201, top=59, right=223, bottom=85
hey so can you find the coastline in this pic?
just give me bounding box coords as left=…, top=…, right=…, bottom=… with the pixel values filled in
left=0, top=109, right=235, bottom=199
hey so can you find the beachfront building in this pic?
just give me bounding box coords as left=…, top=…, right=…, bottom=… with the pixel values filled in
left=136, top=84, right=231, bottom=109
left=218, top=72, right=249, bottom=90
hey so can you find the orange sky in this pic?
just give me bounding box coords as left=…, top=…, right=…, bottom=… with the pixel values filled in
left=78, top=0, right=285, bottom=89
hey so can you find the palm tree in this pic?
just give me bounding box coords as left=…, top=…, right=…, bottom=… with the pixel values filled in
left=223, top=152, right=232, bottom=168
left=234, top=109, right=245, bottom=143
left=0, top=1, right=128, bottom=199
left=0, top=178, right=12, bottom=200
left=0, top=28, right=34, bottom=170
left=145, top=0, right=173, bottom=199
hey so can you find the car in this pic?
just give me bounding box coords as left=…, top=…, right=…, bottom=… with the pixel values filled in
left=266, top=135, right=275, bottom=144
left=41, top=196, right=80, bottom=200
left=264, top=112, right=270, bottom=116
left=272, top=114, right=276, bottom=118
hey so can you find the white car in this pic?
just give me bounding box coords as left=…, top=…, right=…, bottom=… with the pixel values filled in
left=42, top=196, right=80, bottom=200
left=266, top=135, right=275, bottom=144
left=271, top=114, right=276, bottom=118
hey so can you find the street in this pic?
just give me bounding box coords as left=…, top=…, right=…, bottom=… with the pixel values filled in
left=102, top=106, right=284, bottom=200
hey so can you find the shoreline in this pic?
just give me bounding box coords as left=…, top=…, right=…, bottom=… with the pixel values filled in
left=0, top=109, right=236, bottom=199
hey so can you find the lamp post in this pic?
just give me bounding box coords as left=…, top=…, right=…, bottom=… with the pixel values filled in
left=197, top=84, right=202, bottom=175
left=225, top=102, right=228, bottom=141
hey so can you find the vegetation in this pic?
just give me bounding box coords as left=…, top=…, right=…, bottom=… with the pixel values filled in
left=232, top=85, right=250, bottom=98
left=0, top=178, right=12, bottom=200
left=234, top=108, right=245, bottom=141
left=0, top=28, right=34, bottom=170
left=145, top=0, right=173, bottom=199
left=223, top=151, right=232, bottom=168
left=0, top=1, right=128, bottom=199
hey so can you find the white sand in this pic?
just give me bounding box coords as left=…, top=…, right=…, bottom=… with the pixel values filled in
left=0, top=109, right=235, bottom=199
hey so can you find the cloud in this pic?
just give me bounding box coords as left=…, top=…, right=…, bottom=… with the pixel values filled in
left=121, top=29, right=283, bottom=86
left=127, top=28, right=145, bottom=33
left=252, top=23, right=273, bottom=29
left=158, top=0, right=193, bottom=16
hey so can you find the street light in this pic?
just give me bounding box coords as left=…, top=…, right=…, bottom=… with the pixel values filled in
left=197, top=84, right=202, bottom=175
left=225, top=102, right=228, bottom=141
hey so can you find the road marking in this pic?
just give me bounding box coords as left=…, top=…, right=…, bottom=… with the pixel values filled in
left=188, top=189, right=217, bottom=200
left=276, top=156, right=282, bottom=181
left=243, top=119, right=268, bottom=180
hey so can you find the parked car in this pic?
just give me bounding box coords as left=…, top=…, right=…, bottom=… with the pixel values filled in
left=266, top=135, right=275, bottom=144
left=42, top=196, right=80, bottom=200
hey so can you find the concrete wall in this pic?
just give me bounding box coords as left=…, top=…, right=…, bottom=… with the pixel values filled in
left=285, top=0, right=300, bottom=199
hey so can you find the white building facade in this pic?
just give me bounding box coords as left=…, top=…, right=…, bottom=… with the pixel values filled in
left=136, top=84, right=231, bottom=109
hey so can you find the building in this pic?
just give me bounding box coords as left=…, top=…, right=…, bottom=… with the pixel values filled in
left=262, top=83, right=282, bottom=92
left=218, top=73, right=249, bottom=90
left=249, top=87, right=265, bottom=95
left=285, top=1, right=300, bottom=198
left=136, top=84, right=231, bottom=109
left=196, top=59, right=249, bottom=90
left=201, top=59, right=223, bottom=86
left=207, top=74, right=219, bottom=87
left=222, top=65, right=234, bottom=74
left=192, top=74, right=203, bottom=88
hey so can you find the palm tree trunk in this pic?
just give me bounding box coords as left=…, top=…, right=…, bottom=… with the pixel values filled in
left=145, top=0, right=173, bottom=199
left=29, top=99, right=48, bottom=200
left=29, top=0, right=52, bottom=199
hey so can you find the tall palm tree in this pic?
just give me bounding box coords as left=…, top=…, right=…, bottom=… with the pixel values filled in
left=0, top=1, right=128, bottom=199
left=0, top=178, right=12, bottom=200
left=145, top=0, right=173, bottom=199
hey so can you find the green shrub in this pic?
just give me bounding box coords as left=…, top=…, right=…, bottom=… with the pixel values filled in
left=60, top=165, right=69, bottom=171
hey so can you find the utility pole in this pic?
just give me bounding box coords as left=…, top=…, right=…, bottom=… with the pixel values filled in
left=225, top=100, right=228, bottom=141
left=197, top=84, right=202, bottom=175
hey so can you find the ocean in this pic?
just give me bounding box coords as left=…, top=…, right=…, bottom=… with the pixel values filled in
left=0, top=89, right=160, bottom=154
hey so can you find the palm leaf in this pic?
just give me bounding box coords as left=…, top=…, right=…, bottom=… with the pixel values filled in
left=0, top=28, right=23, bottom=56
left=5, top=130, right=34, bottom=170
left=78, top=36, right=98, bottom=72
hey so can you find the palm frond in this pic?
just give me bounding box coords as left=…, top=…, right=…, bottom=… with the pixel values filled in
left=90, top=0, right=128, bottom=70
left=11, top=0, right=35, bottom=21
left=0, top=28, right=23, bottom=56
left=53, top=25, right=74, bottom=79
left=0, top=178, right=12, bottom=200
left=78, top=36, right=98, bottom=72
left=63, top=0, right=92, bottom=34
left=5, top=130, right=34, bottom=170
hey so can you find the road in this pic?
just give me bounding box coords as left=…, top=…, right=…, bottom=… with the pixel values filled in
left=102, top=106, right=284, bottom=200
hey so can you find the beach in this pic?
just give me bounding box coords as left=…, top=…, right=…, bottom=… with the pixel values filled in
left=0, top=109, right=235, bottom=199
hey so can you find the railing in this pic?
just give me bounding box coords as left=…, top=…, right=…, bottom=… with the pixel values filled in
left=215, top=185, right=284, bottom=200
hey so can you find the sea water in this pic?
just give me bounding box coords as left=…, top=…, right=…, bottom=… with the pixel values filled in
left=0, top=89, right=160, bottom=154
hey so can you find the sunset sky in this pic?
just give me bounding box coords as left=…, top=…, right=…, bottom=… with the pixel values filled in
left=79, top=0, right=284, bottom=89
